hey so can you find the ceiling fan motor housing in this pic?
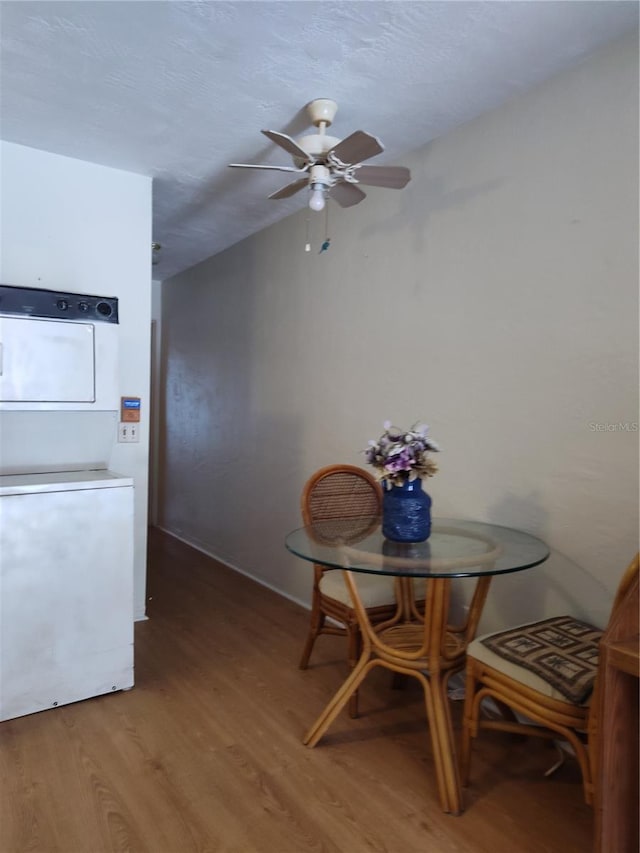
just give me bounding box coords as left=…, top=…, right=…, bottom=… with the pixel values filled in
left=293, top=133, right=341, bottom=167
left=309, top=164, right=332, bottom=189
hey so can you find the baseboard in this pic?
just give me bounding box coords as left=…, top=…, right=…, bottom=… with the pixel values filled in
left=153, top=525, right=312, bottom=614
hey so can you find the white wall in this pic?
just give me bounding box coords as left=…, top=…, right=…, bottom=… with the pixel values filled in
left=157, top=34, right=638, bottom=633
left=0, top=141, right=152, bottom=620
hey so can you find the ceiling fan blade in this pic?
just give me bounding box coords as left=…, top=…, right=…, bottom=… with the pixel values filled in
left=352, top=165, right=411, bottom=189
left=229, top=163, right=306, bottom=173
left=261, top=130, right=314, bottom=164
left=328, top=131, right=384, bottom=166
left=329, top=182, right=366, bottom=208
left=268, top=177, right=309, bottom=200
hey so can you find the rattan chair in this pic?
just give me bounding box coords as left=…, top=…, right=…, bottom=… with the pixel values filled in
left=460, top=553, right=639, bottom=805
left=298, top=464, right=398, bottom=715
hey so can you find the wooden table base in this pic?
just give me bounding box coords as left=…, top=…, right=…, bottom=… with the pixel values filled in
left=303, top=571, right=492, bottom=815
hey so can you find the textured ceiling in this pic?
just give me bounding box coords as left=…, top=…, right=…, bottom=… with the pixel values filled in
left=1, top=1, right=638, bottom=279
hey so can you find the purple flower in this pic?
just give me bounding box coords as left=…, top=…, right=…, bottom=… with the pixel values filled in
left=362, top=421, right=440, bottom=487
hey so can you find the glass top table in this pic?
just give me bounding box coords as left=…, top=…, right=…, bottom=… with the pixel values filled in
left=286, top=516, right=550, bottom=815
left=285, top=516, right=550, bottom=577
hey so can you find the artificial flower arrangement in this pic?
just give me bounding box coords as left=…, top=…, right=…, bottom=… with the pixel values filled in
left=364, top=421, right=440, bottom=488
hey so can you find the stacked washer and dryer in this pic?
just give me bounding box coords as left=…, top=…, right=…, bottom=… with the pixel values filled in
left=0, top=284, right=134, bottom=722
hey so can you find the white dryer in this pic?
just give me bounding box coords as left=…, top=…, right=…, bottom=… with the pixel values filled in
left=0, top=285, right=134, bottom=722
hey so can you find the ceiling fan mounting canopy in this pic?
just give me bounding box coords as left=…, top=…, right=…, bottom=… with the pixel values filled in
left=306, top=98, right=338, bottom=127
left=228, top=98, right=411, bottom=212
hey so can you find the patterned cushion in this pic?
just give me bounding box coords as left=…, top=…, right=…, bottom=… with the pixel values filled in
left=471, top=616, right=602, bottom=705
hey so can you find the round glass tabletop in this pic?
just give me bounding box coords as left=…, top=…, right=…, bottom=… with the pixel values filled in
left=285, top=516, right=550, bottom=578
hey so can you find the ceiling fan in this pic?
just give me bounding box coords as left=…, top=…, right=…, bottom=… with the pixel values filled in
left=229, top=99, right=411, bottom=212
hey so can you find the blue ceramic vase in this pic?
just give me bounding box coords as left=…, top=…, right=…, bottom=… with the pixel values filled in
left=382, top=478, right=432, bottom=543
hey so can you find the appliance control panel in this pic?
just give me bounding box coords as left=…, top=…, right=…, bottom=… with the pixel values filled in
left=0, top=284, right=118, bottom=323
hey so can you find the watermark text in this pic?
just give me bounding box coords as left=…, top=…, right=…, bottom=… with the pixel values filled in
left=588, top=422, right=638, bottom=432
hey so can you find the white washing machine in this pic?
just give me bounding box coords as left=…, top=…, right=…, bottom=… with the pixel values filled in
left=0, top=285, right=134, bottom=722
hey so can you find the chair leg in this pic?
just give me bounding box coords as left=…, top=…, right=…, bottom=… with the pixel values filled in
left=299, top=599, right=326, bottom=670
left=347, top=623, right=362, bottom=718
left=560, top=730, right=593, bottom=806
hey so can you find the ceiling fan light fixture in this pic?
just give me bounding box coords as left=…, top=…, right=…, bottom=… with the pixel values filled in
left=308, top=184, right=326, bottom=212
left=308, top=164, right=331, bottom=211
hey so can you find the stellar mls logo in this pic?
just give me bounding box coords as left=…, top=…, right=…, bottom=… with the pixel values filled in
left=588, top=422, right=638, bottom=432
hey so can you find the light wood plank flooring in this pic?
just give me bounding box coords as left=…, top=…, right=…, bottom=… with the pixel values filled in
left=1, top=528, right=593, bottom=853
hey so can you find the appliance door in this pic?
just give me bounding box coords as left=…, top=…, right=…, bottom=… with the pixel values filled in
left=0, top=480, right=134, bottom=721
left=0, top=315, right=119, bottom=412
left=0, top=315, right=95, bottom=402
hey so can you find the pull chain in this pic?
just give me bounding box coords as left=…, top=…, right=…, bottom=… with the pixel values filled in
left=319, top=202, right=331, bottom=254
left=304, top=198, right=332, bottom=254
left=304, top=212, right=311, bottom=253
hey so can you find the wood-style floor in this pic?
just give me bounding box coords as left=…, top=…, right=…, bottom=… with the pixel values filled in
left=1, top=528, right=593, bottom=853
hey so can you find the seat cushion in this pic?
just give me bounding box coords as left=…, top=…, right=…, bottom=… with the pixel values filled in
left=319, top=570, right=397, bottom=608
left=469, top=615, right=602, bottom=705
